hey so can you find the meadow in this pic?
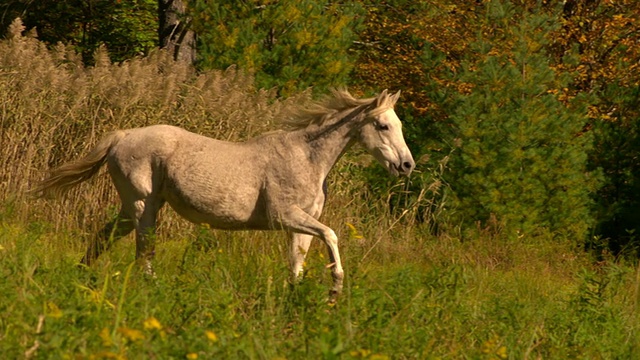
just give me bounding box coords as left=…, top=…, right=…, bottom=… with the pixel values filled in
left=1, top=25, right=640, bottom=359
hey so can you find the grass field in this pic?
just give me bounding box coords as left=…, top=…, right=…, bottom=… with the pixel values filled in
left=2, top=27, right=640, bottom=359
left=2, top=209, right=640, bottom=359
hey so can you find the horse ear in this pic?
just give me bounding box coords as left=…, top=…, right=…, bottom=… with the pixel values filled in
left=391, top=90, right=401, bottom=105
left=376, top=89, right=389, bottom=107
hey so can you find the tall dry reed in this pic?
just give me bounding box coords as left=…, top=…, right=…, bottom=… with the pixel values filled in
left=0, top=18, right=306, bottom=237
left=0, top=18, right=442, bottom=259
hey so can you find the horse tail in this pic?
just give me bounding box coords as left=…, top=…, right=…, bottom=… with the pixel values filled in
left=34, top=131, right=126, bottom=198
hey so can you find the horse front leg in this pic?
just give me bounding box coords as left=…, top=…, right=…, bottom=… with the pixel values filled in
left=289, top=232, right=314, bottom=282
left=281, top=206, right=344, bottom=301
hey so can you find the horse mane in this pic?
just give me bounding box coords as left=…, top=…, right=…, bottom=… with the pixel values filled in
left=281, top=88, right=396, bottom=130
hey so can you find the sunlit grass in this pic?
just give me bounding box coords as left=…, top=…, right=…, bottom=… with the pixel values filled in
left=2, top=215, right=640, bottom=359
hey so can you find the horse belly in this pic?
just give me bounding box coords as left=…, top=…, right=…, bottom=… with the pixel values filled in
left=163, top=181, right=269, bottom=230
left=160, top=135, right=273, bottom=229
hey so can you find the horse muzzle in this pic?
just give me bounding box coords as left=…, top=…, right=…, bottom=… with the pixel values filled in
left=393, top=159, right=415, bottom=176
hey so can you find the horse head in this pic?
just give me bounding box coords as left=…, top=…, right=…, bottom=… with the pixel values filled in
left=358, top=89, right=415, bottom=177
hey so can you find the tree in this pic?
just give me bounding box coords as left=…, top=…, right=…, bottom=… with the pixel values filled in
left=191, top=0, right=362, bottom=95
left=158, top=0, right=196, bottom=63
left=546, top=0, right=640, bottom=251
left=444, top=1, right=599, bottom=239
left=353, top=0, right=640, bottom=247
left=0, top=0, right=157, bottom=64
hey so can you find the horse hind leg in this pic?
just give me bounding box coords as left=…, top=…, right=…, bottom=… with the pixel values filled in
left=81, top=210, right=135, bottom=266
left=132, top=197, right=165, bottom=276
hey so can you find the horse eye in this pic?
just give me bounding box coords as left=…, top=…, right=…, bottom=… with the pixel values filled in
left=377, top=124, right=389, bottom=131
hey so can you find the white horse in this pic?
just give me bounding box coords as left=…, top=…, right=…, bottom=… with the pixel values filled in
left=36, top=89, right=415, bottom=299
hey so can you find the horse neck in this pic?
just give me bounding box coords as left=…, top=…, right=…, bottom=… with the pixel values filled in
left=301, top=104, right=371, bottom=175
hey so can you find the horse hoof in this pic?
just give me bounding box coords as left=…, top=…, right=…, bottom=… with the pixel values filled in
left=327, top=290, right=340, bottom=305
left=142, top=267, right=157, bottom=279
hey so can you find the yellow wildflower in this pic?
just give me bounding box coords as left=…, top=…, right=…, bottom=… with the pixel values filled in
left=349, top=349, right=371, bottom=357
left=75, top=283, right=115, bottom=309
left=205, top=330, right=218, bottom=343
left=46, top=302, right=63, bottom=318
left=143, top=316, right=162, bottom=330
left=496, top=346, right=508, bottom=359
left=90, top=351, right=125, bottom=359
left=346, top=223, right=364, bottom=240
left=370, top=355, right=390, bottom=360
left=117, top=327, right=145, bottom=342
left=99, top=327, right=113, bottom=347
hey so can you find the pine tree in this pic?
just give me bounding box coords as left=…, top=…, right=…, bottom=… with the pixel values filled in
left=191, top=0, right=362, bottom=95
left=445, top=1, right=599, bottom=239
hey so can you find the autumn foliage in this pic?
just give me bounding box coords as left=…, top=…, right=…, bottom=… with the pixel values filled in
left=4, top=0, right=640, bottom=249
left=354, top=0, right=640, bottom=249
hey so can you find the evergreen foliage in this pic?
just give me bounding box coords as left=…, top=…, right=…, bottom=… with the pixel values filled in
left=0, top=0, right=157, bottom=63
left=191, top=0, right=362, bottom=95
left=444, top=2, right=599, bottom=239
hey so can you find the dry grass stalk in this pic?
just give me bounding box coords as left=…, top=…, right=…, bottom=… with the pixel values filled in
left=0, top=19, right=305, bottom=237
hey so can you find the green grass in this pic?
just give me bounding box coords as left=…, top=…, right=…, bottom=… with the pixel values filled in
left=2, top=213, right=639, bottom=359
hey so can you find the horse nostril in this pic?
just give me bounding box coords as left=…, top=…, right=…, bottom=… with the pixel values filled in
left=403, top=161, right=413, bottom=171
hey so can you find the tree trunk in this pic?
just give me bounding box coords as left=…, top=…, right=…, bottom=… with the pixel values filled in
left=158, top=0, right=196, bottom=64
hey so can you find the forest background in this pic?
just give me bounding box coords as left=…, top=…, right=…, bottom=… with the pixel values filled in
left=2, top=0, right=640, bottom=358
left=4, top=0, right=639, bottom=251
